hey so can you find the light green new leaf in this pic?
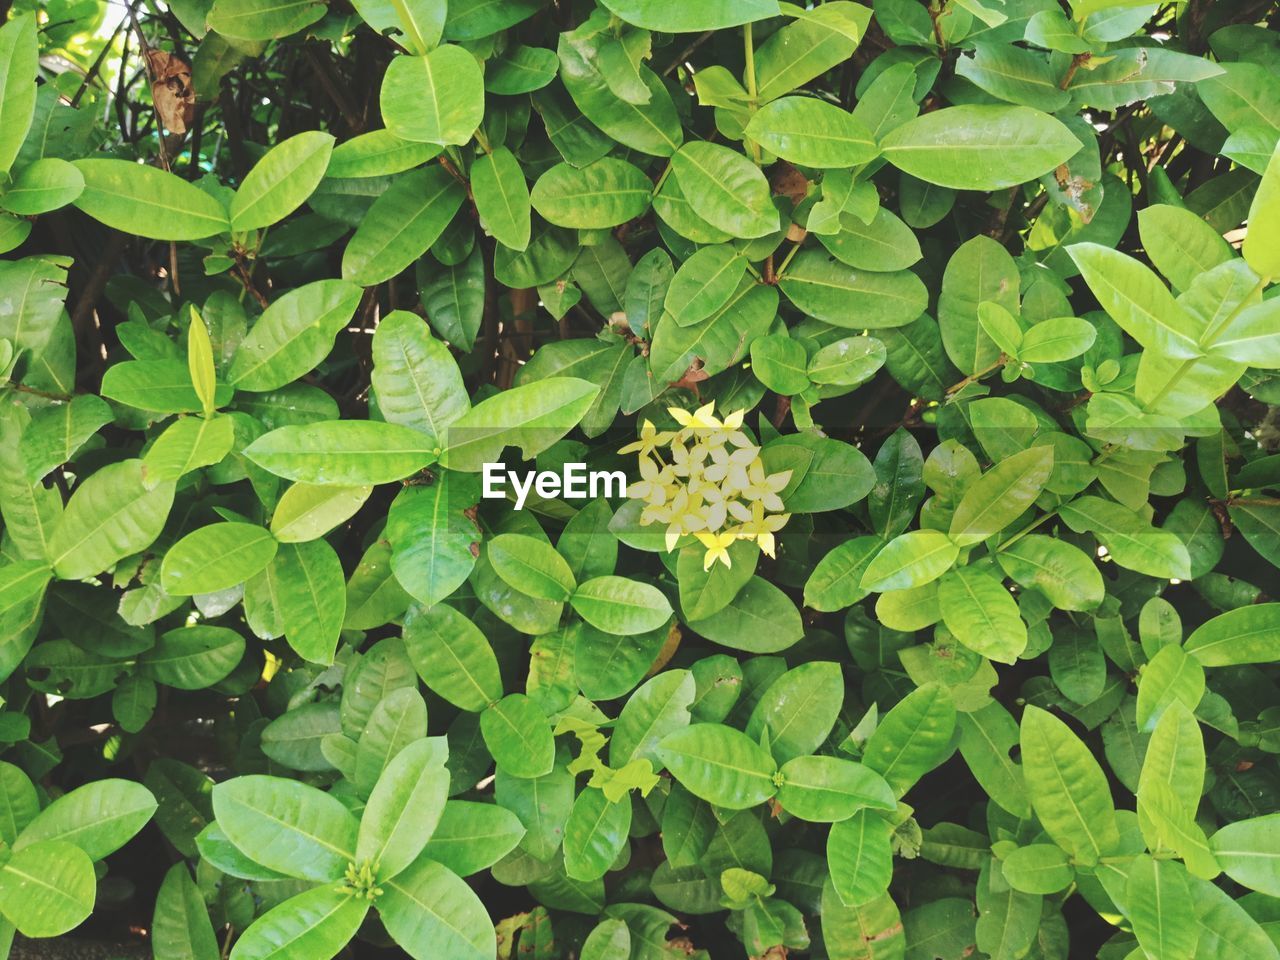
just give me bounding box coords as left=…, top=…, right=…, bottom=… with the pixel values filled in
left=212, top=775, right=358, bottom=882
left=656, top=724, right=778, bottom=810
left=143, top=415, right=236, bottom=487
left=1185, top=604, right=1280, bottom=666
left=403, top=602, right=502, bottom=710
left=73, top=160, right=228, bottom=241
left=48, top=459, right=175, bottom=580
left=270, top=483, right=372, bottom=542
left=245, top=421, right=438, bottom=484
left=745, top=97, right=877, bottom=169
left=230, top=131, right=334, bottom=232
left=571, top=576, right=672, bottom=635
left=381, top=46, right=485, bottom=145
left=1019, top=705, right=1119, bottom=865
left=880, top=105, right=1079, bottom=191
left=1242, top=140, right=1280, bottom=279
left=161, top=523, right=278, bottom=596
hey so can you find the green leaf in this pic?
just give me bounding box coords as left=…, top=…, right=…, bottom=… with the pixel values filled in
left=262, top=703, right=342, bottom=772
left=379, top=856, right=494, bottom=960
left=804, top=535, right=880, bottom=612
left=270, top=483, right=372, bottom=542
left=745, top=97, right=877, bottom=168
left=1020, top=316, right=1097, bottom=362
left=0, top=157, right=84, bottom=215
left=161, top=523, right=278, bottom=596
left=776, top=756, right=895, bottom=822
left=245, top=420, right=438, bottom=484
left=827, top=810, right=893, bottom=907
left=580, top=918, right=631, bottom=960
left=228, top=884, right=367, bottom=960
left=669, top=142, right=779, bottom=238
left=996, top=535, right=1104, bottom=612
left=949, top=446, right=1053, bottom=547
left=342, top=165, right=466, bottom=286
left=0, top=15, right=38, bottom=175
left=72, top=160, right=228, bottom=240
left=471, top=146, right=531, bottom=250
left=747, top=661, right=844, bottom=763
left=1126, top=855, right=1198, bottom=960
left=271, top=540, right=347, bottom=664
left=860, top=530, right=960, bottom=593
left=1136, top=644, right=1205, bottom=732
left=404, top=602, right=502, bottom=710
left=389, top=0, right=446, bottom=54
left=100, top=359, right=233, bottom=413
left=1185, top=604, right=1280, bottom=666
left=807, top=336, right=886, bottom=387
left=778, top=249, right=927, bottom=329
left=421, top=800, right=526, bottom=877
left=440, top=377, right=599, bottom=472
left=665, top=244, right=745, bottom=328
left=564, top=787, right=631, bottom=881
left=326, top=130, right=440, bottom=179
left=207, top=0, right=326, bottom=40
left=381, top=47, right=485, bottom=145
left=489, top=533, right=576, bottom=601
left=1211, top=814, right=1280, bottom=896
left=387, top=476, right=479, bottom=607
left=531, top=158, right=652, bottom=229
left=754, top=3, right=869, bottom=102
left=481, top=694, right=555, bottom=778
left=687, top=576, right=804, bottom=653
left=0, top=840, right=94, bottom=937
left=357, top=738, right=449, bottom=880
left=1243, top=141, right=1280, bottom=278
left=1067, top=243, right=1202, bottom=359
left=817, top=207, right=922, bottom=273
left=750, top=334, right=810, bottom=395
left=1137, top=204, right=1234, bottom=292
left=956, top=42, right=1070, bottom=111
left=571, top=576, right=672, bottom=636
left=15, top=778, right=155, bottom=860
left=212, top=775, right=358, bottom=882
left=863, top=683, right=957, bottom=797
left=937, top=566, right=1028, bottom=664
left=485, top=46, right=558, bottom=95
left=1019, top=705, right=1119, bottom=865
left=598, top=0, right=780, bottom=31
left=1059, top=495, right=1192, bottom=580
left=656, top=723, right=778, bottom=810
left=138, top=626, right=244, bottom=690
left=880, top=106, right=1079, bottom=190
left=152, top=863, right=219, bottom=960
left=228, top=279, right=363, bottom=392
left=48, top=459, right=175, bottom=580
left=230, top=131, right=334, bottom=232
left=371, top=309, right=469, bottom=445
left=1001, top=845, right=1073, bottom=895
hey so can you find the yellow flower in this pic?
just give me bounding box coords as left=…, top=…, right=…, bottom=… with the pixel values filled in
left=669, top=437, right=709, bottom=477
left=729, top=500, right=790, bottom=558
left=629, top=454, right=676, bottom=506
left=741, top=459, right=791, bottom=512
left=619, top=419, right=672, bottom=458
left=668, top=401, right=721, bottom=432
left=703, top=443, right=757, bottom=491
left=695, top=530, right=737, bottom=570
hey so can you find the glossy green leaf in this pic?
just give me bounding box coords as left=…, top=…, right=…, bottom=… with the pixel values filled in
left=72, top=160, right=228, bottom=241
left=161, top=523, right=278, bottom=596
left=230, top=131, right=334, bottom=232
left=381, top=46, right=485, bottom=145
left=656, top=723, right=778, bottom=810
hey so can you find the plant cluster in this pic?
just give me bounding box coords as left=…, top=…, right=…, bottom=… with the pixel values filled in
left=0, top=0, right=1279, bottom=958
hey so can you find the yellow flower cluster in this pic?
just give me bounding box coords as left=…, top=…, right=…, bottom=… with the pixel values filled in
left=621, top=402, right=791, bottom=570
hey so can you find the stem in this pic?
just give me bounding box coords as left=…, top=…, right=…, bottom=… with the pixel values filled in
left=743, top=24, right=761, bottom=165
left=945, top=356, right=1007, bottom=397
left=774, top=240, right=803, bottom=279
left=997, top=508, right=1058, bottom=552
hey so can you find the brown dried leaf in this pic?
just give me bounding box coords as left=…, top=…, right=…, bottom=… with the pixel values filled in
left=147, top=50, right=195, bottom=134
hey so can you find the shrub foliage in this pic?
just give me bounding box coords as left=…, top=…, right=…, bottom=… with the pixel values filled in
left=1, top=0, right=1279, bottom=957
